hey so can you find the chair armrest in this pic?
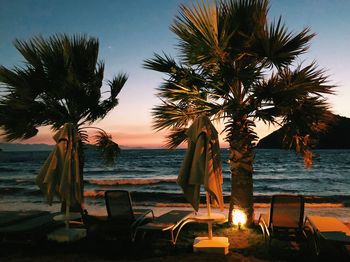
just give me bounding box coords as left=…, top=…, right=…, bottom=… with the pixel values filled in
left=130, top=209, right=154, bottom=241
left=133, top=209, right=154, bottom=220
left=258, top=213, right=270, bottom=237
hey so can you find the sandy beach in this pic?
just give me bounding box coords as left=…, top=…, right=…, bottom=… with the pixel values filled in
left=85, top=202, right=350, bottom=223
left=3, top=200, right=350, bottom=222
left=1, top=202, right=350, bottom=261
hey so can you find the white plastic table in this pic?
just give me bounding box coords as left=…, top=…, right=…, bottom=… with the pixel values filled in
left=191, top=212, right=229, bottom=254
left=48, top=212, right=86, bottom=242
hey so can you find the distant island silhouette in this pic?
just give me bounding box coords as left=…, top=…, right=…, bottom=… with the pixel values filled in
left=0, top=143, right=146, bottom=152
left=257, top=115, right=350, bottom=149
left=0, top=143, right=54, bottom=152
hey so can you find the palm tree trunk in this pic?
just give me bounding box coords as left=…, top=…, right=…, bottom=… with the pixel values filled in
left=229, top=166, right=254, bottom=226
left=227, top=121, right=255, bottom=227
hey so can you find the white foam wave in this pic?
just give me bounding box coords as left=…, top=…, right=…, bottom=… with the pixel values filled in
left=88, top=177, right=177, bottom=186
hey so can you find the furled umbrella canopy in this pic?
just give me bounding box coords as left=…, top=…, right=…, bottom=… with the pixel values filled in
left=177, top=115, right=224, bottom=212
left=36, top=123, right=82, bottom=208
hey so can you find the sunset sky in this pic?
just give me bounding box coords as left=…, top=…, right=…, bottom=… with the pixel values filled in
left=1, top=0, right=349, bottom=148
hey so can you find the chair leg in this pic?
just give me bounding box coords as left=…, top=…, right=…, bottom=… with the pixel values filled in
left=170, top=231, right=175, bottom=245
left=172, top=218, right=195, bottom=245
left=304, top=225, right=320, bottom=258
left=258, top=218, right=270, bottom=247
left=133, top=229, right=147, bottom=242
left=268, top=235, right=272, bottom=250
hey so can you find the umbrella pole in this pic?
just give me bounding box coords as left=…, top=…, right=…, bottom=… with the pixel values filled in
left=65, top=201, right=70, bottom=230
left=206, top=192, right=212, bottom=217
left=206, top=192, right=213, bottom=239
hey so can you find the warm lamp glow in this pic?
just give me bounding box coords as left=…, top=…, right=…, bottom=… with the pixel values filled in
left=232, top=209, right=247, bottom=228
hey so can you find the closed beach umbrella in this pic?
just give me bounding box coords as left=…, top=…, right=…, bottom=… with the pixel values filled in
left=36, top=123, right=82, bottom=211
left=177, top=115, right=224, bottom=212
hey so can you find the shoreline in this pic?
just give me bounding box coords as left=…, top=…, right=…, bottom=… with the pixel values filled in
left=83, top=190, right=350, bottom=204
left=1, top=204, right=348, bottom=220
left=134, top=204, right=350, bottom=223
left=1, top=191, right=349, bottom=223
left=3, top=200, right=348, bottom=223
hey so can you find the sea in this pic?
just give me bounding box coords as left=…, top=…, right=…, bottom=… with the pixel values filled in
left=1, top=149, right=350, bottom=217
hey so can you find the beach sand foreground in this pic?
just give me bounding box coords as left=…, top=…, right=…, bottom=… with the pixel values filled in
left=1, top=204, right=350, bottom=261
left=0, top=223, right=296, bottom=262
left=1, top=224, right=348, bottom=261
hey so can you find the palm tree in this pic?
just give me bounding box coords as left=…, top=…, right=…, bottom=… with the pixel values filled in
left=144, top=0, right=335, bottom=225
left=0, top=34, right=127, bottom=210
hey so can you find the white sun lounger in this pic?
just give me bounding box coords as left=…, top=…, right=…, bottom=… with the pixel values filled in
left=136, top=210, right=194, bottom=244
left=304, top=215, right=350, bottom=257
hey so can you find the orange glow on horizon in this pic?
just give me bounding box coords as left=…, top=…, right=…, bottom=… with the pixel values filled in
left=2, top=120, right=278, bottom=148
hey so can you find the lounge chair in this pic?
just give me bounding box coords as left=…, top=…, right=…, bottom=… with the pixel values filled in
left=304, top=215, right=350, bottom=257
left=0, top=211, right=63, bottom=242
left=258, top=194, right=305, bottom=248
left=136, top=210, right=194, bottom=244
left=0, top=210, right=47, bottom=227
left=83, top=190, right=154, bottom=241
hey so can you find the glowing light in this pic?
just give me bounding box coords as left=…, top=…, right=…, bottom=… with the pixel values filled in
left=232, top=209, right=247, bottom=228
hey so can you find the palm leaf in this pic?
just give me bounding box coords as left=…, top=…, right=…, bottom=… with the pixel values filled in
left=0, top=34, right=125, bottom=145
left=164, top=128, right=188, bottom=149
left=93, top=131, right=120, bottom=166
left=255, top=17, right=315, bottom=69
left=146, top=0, right=335, bottom=157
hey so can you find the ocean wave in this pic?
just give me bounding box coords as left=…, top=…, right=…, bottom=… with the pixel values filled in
left=84, top=190, right=350, bottom=205
left=86, top=177, right=177, bottom=186
left=1, top=149, right=350, bottom=208
left=15, top=179, right=35, bottom=185
left=0, top=178, right=35, bottom=186
left=151, top=202, right=344, bottom=209
left=84, top=169, right=156, bottom=175
left=0, top=187, right=27, bottom=195
left=0, top=167, right=18, bottom=172
left=253, top=185, right=300, bottom=194
left=84, top=190, right=105, bottom=198
left=253, top=176, right=344, bottom=183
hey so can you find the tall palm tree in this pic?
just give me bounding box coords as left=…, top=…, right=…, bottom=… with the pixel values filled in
left=144, top=0, right=335, bottom=225
left=0, top=34, right=127, bottom=209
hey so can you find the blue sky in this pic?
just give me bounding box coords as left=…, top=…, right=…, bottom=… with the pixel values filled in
left=1, top=0, right=349, bottom=147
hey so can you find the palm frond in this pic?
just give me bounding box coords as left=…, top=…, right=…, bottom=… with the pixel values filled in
left=282, top=97, right=333, bottom=134
left=108, top=73, right=127, bottom=99
left=146, top=0, right=335, bottom=157
left=93, top=131, right=120, bottom=166
left=256, top=17, right=315, bottom=69
left=143, top=53, right=178, bottom=74
left=164, top=128, right=188, bottom=149
left=0, top=34, right=126, bottom=144
left=86, top=72, right=128, bottom=123
left=172, top=1, right=224, bottom=67
left=152, top=100, right=194, bottom=131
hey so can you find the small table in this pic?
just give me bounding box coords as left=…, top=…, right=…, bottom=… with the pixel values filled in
left=191, top=213, right=229, bottom=255
left=47, top=227, right=87, bottom=242
left=191, top=213, right=226, bottom=238
left=53, top=212, right=82, bottom=222
left=191, top=213, right=226, bottom=222
left=48, top=212, right=86, bottom=242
